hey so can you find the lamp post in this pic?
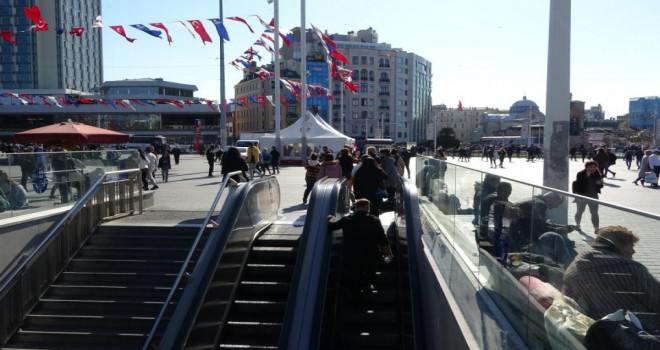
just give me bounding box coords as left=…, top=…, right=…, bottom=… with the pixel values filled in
left=218, top=1, right=227, bottom=148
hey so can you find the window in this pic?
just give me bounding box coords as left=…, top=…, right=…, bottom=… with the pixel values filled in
left=369, top=71, right=375, bottom=81
left=369, top=57, right=374, bottom=65
left=361, top=56, right=367, bottom=65
left=352, top=98, right=359, bottom=106
left=361, top=98, right=368, bottom=106
left=352, top=56, right=359, bottom=65
left=361, top=111, right=368, bottom=119
left=352, top=111, right=359, bottom=119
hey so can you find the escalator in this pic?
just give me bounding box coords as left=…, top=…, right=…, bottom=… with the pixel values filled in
left=281, top=177, right=424, bottom=350
left=319, top=218, right=414, bottom=349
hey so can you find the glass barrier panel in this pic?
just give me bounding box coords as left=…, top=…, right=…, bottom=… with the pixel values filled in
left=414, top=156, right=660, bottom=348
left=0, top=150, right=137, bottom=219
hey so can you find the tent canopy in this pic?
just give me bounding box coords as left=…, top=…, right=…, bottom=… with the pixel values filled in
left=259, top=111, right=354, bottom=152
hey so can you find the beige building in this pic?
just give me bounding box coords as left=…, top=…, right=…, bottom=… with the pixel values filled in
left=432, top=105, right=501, bottom=144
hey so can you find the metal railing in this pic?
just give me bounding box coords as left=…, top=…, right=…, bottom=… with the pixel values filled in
left=143, top=171, right=243, bottom=349
left=0, top=168, right=142, bottom=345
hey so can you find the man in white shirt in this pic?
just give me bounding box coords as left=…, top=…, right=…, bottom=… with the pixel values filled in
left=648, top=150, right=660, bottom=188
left=145, top=146, right=159, bottom=190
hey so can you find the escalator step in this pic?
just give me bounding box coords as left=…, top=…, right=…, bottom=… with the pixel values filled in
left=225, top=320, right=282, bottom=336
left=238, top=281, right=290, bottom=298
left=22, top=314, right=155, bottom=333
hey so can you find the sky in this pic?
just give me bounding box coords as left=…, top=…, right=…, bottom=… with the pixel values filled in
left=101, top=0, right=660, bottom=118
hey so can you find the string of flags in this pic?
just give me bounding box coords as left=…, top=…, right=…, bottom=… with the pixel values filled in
left=0, top=92, right=219, bottom=111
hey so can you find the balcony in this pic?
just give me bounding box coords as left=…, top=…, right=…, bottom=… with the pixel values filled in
left=378, top=105, right=390, bottom=110
left=378, top=92, right=390, bottom=96
left=379, top=64, right=391, bottom=68
left=379, top=78, right=390, bottom=83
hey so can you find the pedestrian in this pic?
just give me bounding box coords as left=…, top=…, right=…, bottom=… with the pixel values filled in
left=327, top=198, right=394, bottom=303
left=352, top=156, right=388, bottom=216
left=338, top=147, right=355, bottom=179
left=269, top=146, right=281, bottom=174
left=379, top=149, right=400, bottom=200
left=246, top=142, right=260, bottom=179
left=171, top=145, right=181, bottom=165
left=569, top=146, right=577, bottom=161
left=318, top=153, right=342, bottom=179
left=302, top=153, right=320, bottom=204
left=205, top=145, right=216, bottom=177
left=136, top=149, right=150, bottom=191
left=400, top=147, right=412, bottom=178
left=624, top=148, right=634, bottom=170
left=593, top=148, right=610, bottom=178
left=220, top=146, right=248, bottom=182
left=633, top=150, right=653, bottom=186
left=391, top=148, right=406, bottom=177
left=572, top=160, right=603, bottom=232
left=563, top=225, right=660, bottom=334
left=260, top=148, right=272, bottom=176
left=158, top=150, right=171, bottom=182
left=498, top=146, right=506, bottom=167
left=145, top=146, right=159, bottom=190
left=649, top=150, right=660, bottom=188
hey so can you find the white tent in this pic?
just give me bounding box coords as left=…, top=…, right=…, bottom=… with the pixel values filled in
left=259, top=111, right=354, bottom=153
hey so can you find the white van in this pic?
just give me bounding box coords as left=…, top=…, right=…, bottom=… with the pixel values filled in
left=235, top=140, right=259, bottom=148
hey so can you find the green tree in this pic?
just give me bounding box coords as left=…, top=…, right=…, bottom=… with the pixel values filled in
left=436, top=127, right=461, bottom=149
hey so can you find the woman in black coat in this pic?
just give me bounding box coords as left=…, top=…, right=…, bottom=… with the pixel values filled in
left=220, top=147, right=248, bottom=182
left=573, top=160, right=604, bottom=231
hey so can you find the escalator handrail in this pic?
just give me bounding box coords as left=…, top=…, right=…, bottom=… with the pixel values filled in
left=398, top=176, right=425, bottom=349
left=143, top=171, right=244, bottom=350
left=0, top=168, right=142, bottom=296
left=280, top=177, right=348, bottom=350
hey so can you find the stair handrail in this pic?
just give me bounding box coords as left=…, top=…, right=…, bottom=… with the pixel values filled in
left=0, top=168, right=142, bottom=345
left=280, top=177, right=350, bottom=349
left=143, top=171, right=244, bottom=349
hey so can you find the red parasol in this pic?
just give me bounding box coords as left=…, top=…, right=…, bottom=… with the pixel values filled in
left=13, top=121, right=129, bottom=144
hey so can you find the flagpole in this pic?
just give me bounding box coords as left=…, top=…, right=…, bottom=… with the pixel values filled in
left=274, top=0, right=282, bottom=155
left=219, top=1, right=227, bottom=148
left=300, top=0, right=308, bottom=164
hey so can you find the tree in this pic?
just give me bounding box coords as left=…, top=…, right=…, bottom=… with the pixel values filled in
left=436, top=127, right=461, bottom=149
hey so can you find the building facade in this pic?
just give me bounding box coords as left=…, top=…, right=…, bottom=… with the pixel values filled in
left=433, top=105, right=496, bottom=144
left=0, top=0, right=103, bottom=92
left=629, top=96, right=660, bottom=129
left=280, top=27, right=432, bottom=145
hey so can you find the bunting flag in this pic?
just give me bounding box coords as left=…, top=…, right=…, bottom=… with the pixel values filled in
left=175, top=21, right=196, bottom=38
left=109, top=25, right=136, bottom=42
left=187, top=20, right=212, bottom=44
left=47, top=96, right=62, bottom=107
left=39, top=96, right=52, bottom=107
left=24, top=5, right=48, bottom=31
left=103, top=99, right=117, bottom=109
left=150, top=23, right=172, bottom=44
left=205, top=100, right=216, bottom=111
left=257, top=96, right=267, bottom=107
left=238, top=96, right=250, bottom=109
left=226, top=16, right=254, bottom=33
left=130, top=99, right=145, bottom=106
left=279, top=96, right=288, bottom=106
left=92, top=15, right=103, bottom=28
left=252, top=15, right=273, bottom=31
left=68, top=27, right=84, bottom=37
left=1, top=31, right=16, bottom=44
left=130, top=24, right=162, bottom=39
left=331, top=50, right=348, bottom=64
left=122, top=99, right=136, bottom=110
left=265, top=95, right=275, bottom=107
left=458, top=100, right=463, bottom=112
left=208, top=19, right=230, bottom=42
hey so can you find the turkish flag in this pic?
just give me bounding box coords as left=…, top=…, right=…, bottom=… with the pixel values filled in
left=24, top=5, right=48, bottom=31
left=187, top=20, right=212, bottom=45
left=109, top=25, right=136, bottom=43
left=68, top=27, right=84, bottom=37
left=1, top=31, right=16, bottom=44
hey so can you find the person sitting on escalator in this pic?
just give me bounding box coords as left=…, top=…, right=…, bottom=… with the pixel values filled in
left=327, top=198, right=394, bottom=303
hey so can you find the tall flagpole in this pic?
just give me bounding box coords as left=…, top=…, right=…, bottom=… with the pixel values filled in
left=274, top=0, right=281, bottom=153
left=219, top=1, right=227, bottom=147
left=300, top=0, right=308, bottom=164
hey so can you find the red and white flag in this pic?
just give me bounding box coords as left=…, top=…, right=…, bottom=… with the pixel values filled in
left=187, top=20, right=212, bottom=45
left=1, top=31, right=16, bottom=44
left=151, top=23, right=173, bottom=44
left=24, top=5, right=48, bottom=31
left=109, top=25, right=135, bottom=42
left=68, top=27, right=84, bottom=37
left=458, top=100, right=463, bottom=112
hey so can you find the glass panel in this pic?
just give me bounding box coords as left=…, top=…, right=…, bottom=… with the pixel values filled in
left=413, top=155, right=660, bottom=348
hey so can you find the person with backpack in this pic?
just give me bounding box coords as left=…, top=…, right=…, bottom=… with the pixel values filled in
left=260, top=148, right=272, bottom=176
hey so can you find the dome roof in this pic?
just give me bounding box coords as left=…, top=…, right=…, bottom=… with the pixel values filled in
left=510, top=96, right=539, bottom=114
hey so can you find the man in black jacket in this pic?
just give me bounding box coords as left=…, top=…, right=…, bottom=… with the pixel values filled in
left=328, top=199, right=393, bottom=302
